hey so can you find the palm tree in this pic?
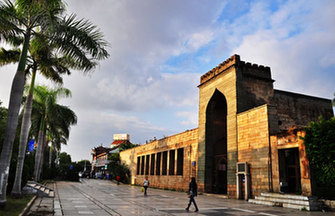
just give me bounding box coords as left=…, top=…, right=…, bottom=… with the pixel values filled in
left=11, top=34, right=78, bottom=197
left=0, top=0, right=65, bottom=205
left=1, top=36, right=74, bottom=196
left=48, top=128, right=67, bottom=168
left=30, top=85, right=77, bottom=182
left=0, top=0, right=108, bottom=204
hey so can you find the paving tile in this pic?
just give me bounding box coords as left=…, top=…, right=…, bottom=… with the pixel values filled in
left=54, top=179, right=334, bottom=216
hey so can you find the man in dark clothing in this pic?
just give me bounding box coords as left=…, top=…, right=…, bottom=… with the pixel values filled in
left=186, top=177, right=199, bottom=212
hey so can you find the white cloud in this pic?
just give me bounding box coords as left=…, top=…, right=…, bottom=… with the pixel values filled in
left=88, top=72, right=199, bottom=112
left=175, top=111, right=198, bottom=126
left=218, top=0, right=335, bottom=98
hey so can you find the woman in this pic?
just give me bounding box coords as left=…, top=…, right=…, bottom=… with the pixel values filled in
left=186, top=177, right=199, bottom=212
left=143, top=176, right=150, bottom=196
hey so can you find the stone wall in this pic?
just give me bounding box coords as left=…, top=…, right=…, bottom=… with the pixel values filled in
left=273, top=90, right=333, bottom=131
left=236, top=60, right=274, bottom=114
left=270, top=130, right=312, bottom=196
left=120, top=128, right=198, bottom=191
left=236, top=104, right=313, bottom=196
left=237, top=104, right=271, bottom=196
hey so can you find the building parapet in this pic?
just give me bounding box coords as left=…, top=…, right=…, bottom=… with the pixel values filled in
left=199, top=54, right=271, bottom=86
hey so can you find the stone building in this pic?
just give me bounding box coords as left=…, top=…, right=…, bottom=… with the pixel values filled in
left=120, top=55, right=333, bottom=199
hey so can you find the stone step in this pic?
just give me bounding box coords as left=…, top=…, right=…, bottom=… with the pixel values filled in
left=261, top=192, right=315, bottom=201
left=49, top=191, right=54, bottom=197
left=283, top=203, right=311, bottom=211
left=248, top=199, right=277, bottom=207
left=254, top=195, right=310, bottom=206
left=25, top=181, right=54, bottom=197
left=249, top=198, right=310, bottom=210
left=27, top=183, right=36, bottom=188
left=249, top=193, right=322, bottom=211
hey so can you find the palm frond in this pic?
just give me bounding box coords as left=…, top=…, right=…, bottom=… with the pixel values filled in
left=51, top=14, right=109, bottom=72
left=0, top=0, right=24, bottom=43
left=30, top=85, right=77, bottom=149
left=0, top=47, right=20, bottom=65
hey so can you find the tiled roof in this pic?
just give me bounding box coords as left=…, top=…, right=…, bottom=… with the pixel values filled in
left=111, top=140, right=127, bottom=145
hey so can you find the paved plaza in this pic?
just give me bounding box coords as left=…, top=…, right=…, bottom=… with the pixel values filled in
left=52, top=179, right=335, bottom=216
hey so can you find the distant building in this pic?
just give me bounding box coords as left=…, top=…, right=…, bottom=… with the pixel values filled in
left=91, top=134, right=133, bottom=177
left=91, top=145, right=112, bottom=178
left=120, top=54, right=333, bottom=199
left=110, top=133, right=132, bottom=152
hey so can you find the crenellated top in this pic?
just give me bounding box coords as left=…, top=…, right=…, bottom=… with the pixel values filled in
left=200, top=54, right=271, bottom=85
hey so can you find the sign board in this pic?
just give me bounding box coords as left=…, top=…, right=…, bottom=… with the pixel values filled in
left=28, top=140, right=35, bottom=152
left=105, top=164, right=108, bottom=169
left=113, top=134, right=129, bottom=141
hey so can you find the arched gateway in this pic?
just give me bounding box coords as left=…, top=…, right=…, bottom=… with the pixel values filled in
left=205, top=90, right=227, bottom=194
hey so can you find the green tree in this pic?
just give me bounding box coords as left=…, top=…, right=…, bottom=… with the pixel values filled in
left=58, top=152, right=79, bottom=181
left=59, top=152, right=71, bottom=164
left=108, top=153, right=130, bottom=183
left=0, top=101, right=8, bottom=148
left=77, top=160, right=91, bottom=171
left=47, top=129, right=67, bottom=169
left=30, top=85, right=77, bottom=182
left=0, top=102, right=34, bottom=195
left=0, top=0, right=109, bottom=205
left=302, top=117, right=335, bottom=197
left=119, top=142, right=138, bottom=152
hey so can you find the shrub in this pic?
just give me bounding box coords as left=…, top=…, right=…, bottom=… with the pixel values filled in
left=302, top=117, right=335, bottom=198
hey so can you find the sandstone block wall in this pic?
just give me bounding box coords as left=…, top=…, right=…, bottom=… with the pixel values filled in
left=237, top=104, right=271, bottom=196
left=120, top=128, right=198, bottom=191
left=273, top=90, right=333, bottom=131
left=236, top=60, right=274, bottom=114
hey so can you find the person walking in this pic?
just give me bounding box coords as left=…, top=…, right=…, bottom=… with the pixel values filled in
left=186, top=177, right=199, bottom=212
left=116, top=176, right=120, bottom=185
left=143, top=176, right=150, bottom=196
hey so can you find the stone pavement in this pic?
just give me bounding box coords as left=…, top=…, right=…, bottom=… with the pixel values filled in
left=52, top=179, right=335, bottom=216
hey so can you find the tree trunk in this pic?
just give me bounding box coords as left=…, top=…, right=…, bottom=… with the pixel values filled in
left=55, top=149, right=59, bottom=167
left=49, top=143, right=53, bottom=169
left=11, top=69, right=37, bottom=198
left=0, top=31, right=31, bottom=207
left=34, top=128, right=45, bottom=182
left=37, top=135, right=48, bottom=181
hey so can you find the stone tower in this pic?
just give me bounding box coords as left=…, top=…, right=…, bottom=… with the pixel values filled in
left=197, top=54, right=275, bottom=197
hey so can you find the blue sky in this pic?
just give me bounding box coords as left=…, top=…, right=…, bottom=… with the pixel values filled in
left=0, top=0, right=334, bottom=161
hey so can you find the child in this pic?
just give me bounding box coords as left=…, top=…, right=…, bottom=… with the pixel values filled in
left=143, top=176, right=150, bottom=195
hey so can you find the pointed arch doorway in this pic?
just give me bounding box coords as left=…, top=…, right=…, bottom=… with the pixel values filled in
left=205, top=89, right=228, bottom=194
